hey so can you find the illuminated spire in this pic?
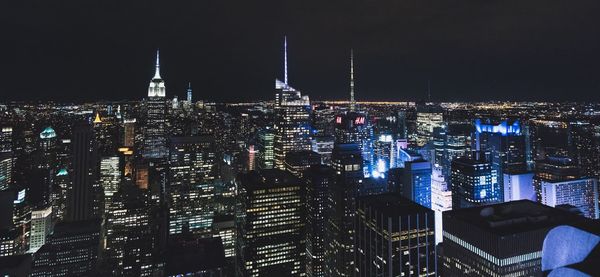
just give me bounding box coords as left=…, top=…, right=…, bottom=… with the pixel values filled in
left=284, top=36, right=288, bottom=85
left=350, top=49, right=356, bottom=111
left=153, top=49, right=161, bottom=79
left=93, top=112, right=102, bottom=124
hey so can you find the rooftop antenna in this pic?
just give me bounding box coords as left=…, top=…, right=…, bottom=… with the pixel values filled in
left=350, top=49, right=356, bottom=111
left=153, top=49, right=161, bottom=79
left=284, top=36, right=288, bottom=85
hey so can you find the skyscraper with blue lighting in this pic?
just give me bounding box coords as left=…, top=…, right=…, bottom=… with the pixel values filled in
left=451, top=153, right=500, bottom=209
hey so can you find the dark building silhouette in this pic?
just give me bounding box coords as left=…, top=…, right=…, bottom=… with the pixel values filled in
left=31, top=219, right=102, bottom=276
left=236, top=169, right=306, bottom=276
left=67, top=123, right=99, bottom=221
left=441, top=200, right=584, bottom=276
left=355, top=194, right=436, bottom=277
left=325, top=144, right=362, bottom=276
left=304, top=165, right=334, bottom=277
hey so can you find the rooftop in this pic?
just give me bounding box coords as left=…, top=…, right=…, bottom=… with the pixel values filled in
left=359, top=193, right=432, bottom=217
left=444, top=200, right=584, bottom=235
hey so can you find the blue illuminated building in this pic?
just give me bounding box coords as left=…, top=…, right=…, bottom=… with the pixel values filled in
left=407, top=160, right=432, bottom=208
left=451, top=153, right=500, bottom=209
left=474, top=119, right=528, bottom=201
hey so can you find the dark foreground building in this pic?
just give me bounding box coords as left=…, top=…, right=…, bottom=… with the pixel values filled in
left=441, top=200, right=584, bottom=276
left=165, top=236, right=227, bottom=276
left=31, top=219, right=102, bottom=276
left=355, top=193, right=436, bottom=277
left=236, top=169, right=306, bottom=276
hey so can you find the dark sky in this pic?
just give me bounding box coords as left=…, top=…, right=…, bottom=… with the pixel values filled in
left=2, top=0, right=600, bottom=102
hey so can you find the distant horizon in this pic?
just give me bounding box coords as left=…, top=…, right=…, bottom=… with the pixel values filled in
left=3, top=0, right=600, bottom=102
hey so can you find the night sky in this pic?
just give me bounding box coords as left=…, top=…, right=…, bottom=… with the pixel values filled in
left=2, top=0, right=600, bottom=102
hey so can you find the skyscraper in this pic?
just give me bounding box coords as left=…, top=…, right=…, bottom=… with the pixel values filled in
left=168, top=136, right=218, bottom=235
left=441, top=200, right=584, bottom=276
left=143, top=50, right=168, bottom=159
left=451, top=154, right=500, bottom=209
left=401, top=159, right=432, bottom=208
left=273, top=38, right=312, bottom=169
left=431, top=164, right=452, bottom=245
left=31, top=220, right=101, bottom=276
left=325, top=144, right=362, bottom=277
left=0, top=152, right=11, bottom=191
left=257, top=128, right=275, bottom=169
left=415, top=104, right=443, bottom=147
left=355, top=194, right=436, bottom=277
left=104, top=181, right=155, bottom=276
left=284, top=150, right=321, bottom=178
left=67, top=123, right=99, bottom=221
left=29, top=206, right=52, bottom=253
left=236, top=169, right=306, bottom=276
left=533, top=156, right=580, bottom=202
left=304, top=165, right=334, bottom=277
left=100, top=156, right=121, bottom=212
left=474, top=119, right=527, bottom=201
left=541, top=177, right=599, bottom=219
left=186, top=82, right=193, bottom=103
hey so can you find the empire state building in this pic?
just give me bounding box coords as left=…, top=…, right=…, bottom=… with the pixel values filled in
left=143, top=50, right=168, bottom=159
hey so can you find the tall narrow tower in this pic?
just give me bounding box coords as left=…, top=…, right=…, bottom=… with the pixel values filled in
left=143, top=49, right=168, bottom=159
left=350, top=49, right=356, bottom=111
left=187, top=82, right=192, bottom=102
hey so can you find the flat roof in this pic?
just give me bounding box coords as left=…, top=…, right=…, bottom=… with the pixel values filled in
left=359, top=193, right=432, bottom=217
left=444, top=200, right=585, bottom=235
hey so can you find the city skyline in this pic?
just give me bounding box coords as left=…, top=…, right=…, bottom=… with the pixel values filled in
left=1, top=2, right=599, bottom=276
left=3, top=0, right=600, bottom=102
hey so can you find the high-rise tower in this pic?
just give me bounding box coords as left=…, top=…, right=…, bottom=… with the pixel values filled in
left=186, top=82, right=192, bottom=102
left=143, top=50, right=168, bottom=159
left=273, top=37, right=312, bottom=169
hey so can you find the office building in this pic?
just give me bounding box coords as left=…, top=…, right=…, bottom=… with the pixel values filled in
left=168, top=136, right=218, bottom=234
left=67, top=123, right=100, bottom=221
left=415, top=104, right=443, bottom=147
left=311, top=135, right=335, bottom=165
left=104, top=182, right=155, bottom=276
left=451, top=154, right=500, bottom=209
left=533, top=156, right=580, bottom=202
left=441, top=200, right=583, bottom=276
left=236, top=169, right=306, bottom=276
left=100, top=156, right=121, bottom=212
left=165, top=237, right=227, bottom=277
left=431, top=165, right=452, bottom=245
left=284, top=150, right=321, bottom=178
left=474, top=119, right=527, bottom=201
left=273, top=39, right=312, bottom=169
left=304, top=165, right=334, bottom=277
left=401, top=159, right=432, bottom=208
left=257, top=128, right=275, bottom=169
left=503, top=171, right=535, bottom=202
left=31, top=219, right=102, bottom=276
left=29, top=206, right=52, bottom=253
left=355, top=194, right=436, bottom=277
left=143, top=50, right=168, bottom=159
left=541, top=177, right=599, bottom=219
left=212, top=215, right=236, bottom=259
left=0, top=152, right=11, bottom=191
left=325, top=144, right=362, bottom=276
